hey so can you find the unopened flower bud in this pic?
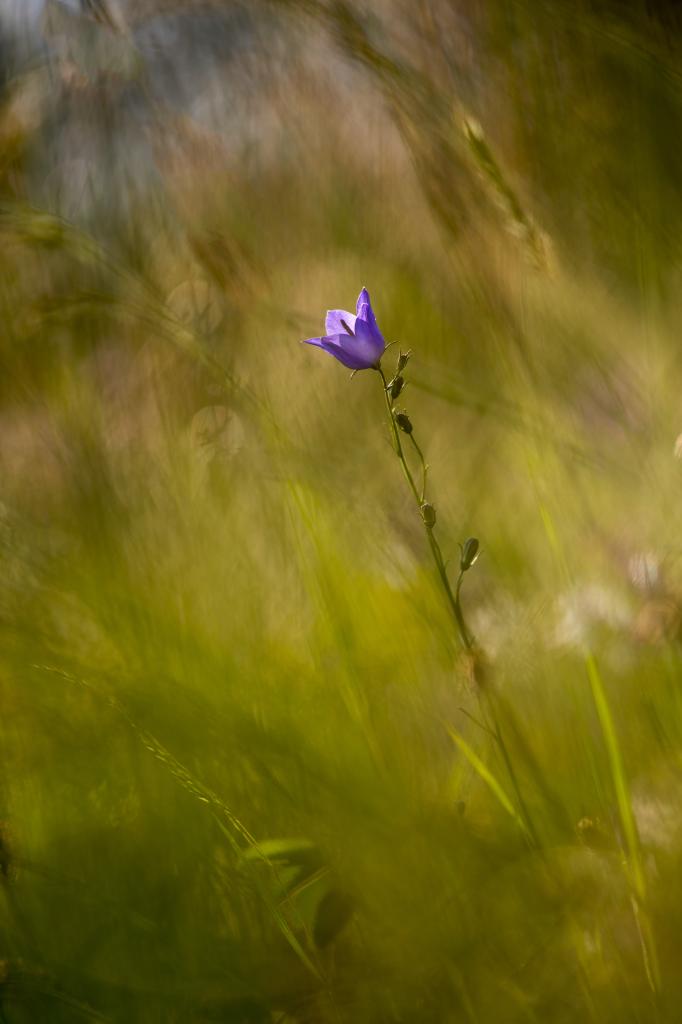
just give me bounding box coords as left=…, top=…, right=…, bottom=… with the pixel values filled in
left=420, top=502, right=436, bottom=528
left=395, top=412, right=412, bottom=434
left=389, top=375, right=405, bottom=401
left=460, top=537, right=479, bottom=571
left=397, top=350, right=411, bottom=373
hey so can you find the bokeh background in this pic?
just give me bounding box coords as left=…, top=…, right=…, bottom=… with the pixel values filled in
left=3, top=0, right=682, bottom=1020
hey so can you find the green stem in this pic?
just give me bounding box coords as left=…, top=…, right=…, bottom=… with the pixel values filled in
left=482, top=694, right=540, bottom=849
left=378, top=366, right=420, bottom=501
left=377, top=366, right=471, bottom=651
left=377, top=365, right=539, bottom=848
left=409, top=433, right=428, bottom=503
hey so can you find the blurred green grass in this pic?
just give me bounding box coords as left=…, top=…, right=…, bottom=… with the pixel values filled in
left=2, top=1, right=682, bottom=1020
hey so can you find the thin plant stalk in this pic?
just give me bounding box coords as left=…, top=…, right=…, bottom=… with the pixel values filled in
left=586, top=654, right=661, bottom=995
left=377, top=365, right=471, bottom=649
left=376, top=364, right=539, bottom=848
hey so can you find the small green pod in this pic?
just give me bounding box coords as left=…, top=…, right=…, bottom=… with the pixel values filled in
left=460, top=537, right=480, bottom=571
left=395, top=412, right=413, bottom=434
left=420, top=503, right=437, bottom=528
left=397, top=350, right=411, bottom=373
left=389, top=375, right=405, bottom=401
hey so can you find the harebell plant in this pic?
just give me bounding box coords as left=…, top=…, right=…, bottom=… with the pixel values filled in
left=303, top=289, right=660, bottom=984
left=301, top=288, right=538, bottom=843
left=303, top=286, right=477, bottom=652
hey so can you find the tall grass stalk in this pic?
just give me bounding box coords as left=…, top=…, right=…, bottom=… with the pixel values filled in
left=585, top=654, right=661, bottom=997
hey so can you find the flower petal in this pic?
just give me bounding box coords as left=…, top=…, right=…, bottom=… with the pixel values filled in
left=320, top=334, right=373, bottom=370
left=325, top=309, right=356, bottom=336
left=353, top=316, right=385, bottom=362
left=356, top=287, right=378, bottom=329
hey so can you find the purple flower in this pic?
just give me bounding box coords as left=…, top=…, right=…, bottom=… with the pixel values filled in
left=302, top=287, right=386, bottom=370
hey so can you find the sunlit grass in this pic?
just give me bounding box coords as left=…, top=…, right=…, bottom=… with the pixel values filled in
left=2, top=1, right=682, bottom=1021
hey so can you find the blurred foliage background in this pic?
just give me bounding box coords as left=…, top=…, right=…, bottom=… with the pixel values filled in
left=2, top=0, right=682, bottom=1020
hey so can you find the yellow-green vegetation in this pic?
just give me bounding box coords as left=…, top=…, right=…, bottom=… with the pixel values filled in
left=2, top=1, right=682, bottom=1020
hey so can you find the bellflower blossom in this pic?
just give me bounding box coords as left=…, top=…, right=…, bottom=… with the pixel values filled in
left=302, top=287, right=386, bottom=370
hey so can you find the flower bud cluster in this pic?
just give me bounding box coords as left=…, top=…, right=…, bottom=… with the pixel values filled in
left=390, top=351, right=414, bottom=440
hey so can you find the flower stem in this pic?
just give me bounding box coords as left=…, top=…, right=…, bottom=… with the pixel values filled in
left=378, top=366, right=420, bottom=501
left=408, top=433, right=428, bottom=503
left=377, top=366, right=471, bottom=651
left=377, top=364, right=539, bottom=848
